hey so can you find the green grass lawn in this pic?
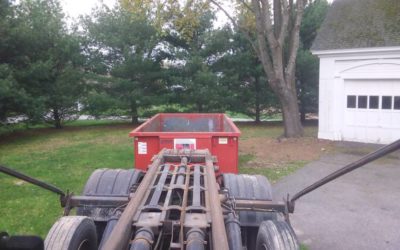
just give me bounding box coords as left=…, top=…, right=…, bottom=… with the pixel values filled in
left=0, top=123, right=136, bottom=237
left=0, top=121, right=315, bottom=238
left=239, top=153, right=307, bottom=182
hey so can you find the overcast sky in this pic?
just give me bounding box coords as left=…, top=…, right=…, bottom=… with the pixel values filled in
left=61, top=0, right=334, bottom=23
left=61, top=0, right=116, bottom=19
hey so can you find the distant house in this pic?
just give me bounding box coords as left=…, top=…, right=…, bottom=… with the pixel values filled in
left=312, top=0, right=400, bottom=144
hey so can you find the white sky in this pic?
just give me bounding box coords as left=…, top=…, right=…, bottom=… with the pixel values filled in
left=61, top=0, right=116, bottom=19
left=61, top=0, right=334, bottom=24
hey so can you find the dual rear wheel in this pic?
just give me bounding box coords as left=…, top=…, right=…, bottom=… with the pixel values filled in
left=45, top=169, right=142, bottom=250
left=222, top=173, right=299, bottom=250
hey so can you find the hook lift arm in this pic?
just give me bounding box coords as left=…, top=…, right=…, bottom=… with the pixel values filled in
left=287, top=139, right=400, bottom=213
left=0, top=165, right=65, bottom=197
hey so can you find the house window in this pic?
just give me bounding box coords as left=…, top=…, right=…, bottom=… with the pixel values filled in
left=394, top=96, right=400, bottom=110
left=382, top=96, right=392, bottom=109
left=369, top=96, right=379, bottom=109
left=347, top=95, right=356, bottom=108
left=357, top=96, right=367, bottom=109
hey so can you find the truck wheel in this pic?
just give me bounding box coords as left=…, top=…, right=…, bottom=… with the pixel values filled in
left=256, top=220, right=299, bottom=250
left=222, top=174, right=276, bottom=226
left=45, top=216, right=97, bottom=250
left=77, top=168, right=143, bottom=220
left=223, top=174, right=272, bottom=200
left=223, top=174, right=278, bottom=249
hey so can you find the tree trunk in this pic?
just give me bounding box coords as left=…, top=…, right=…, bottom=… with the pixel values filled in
left=273, top=0, right=282, bottom=37
left=279, top=84, right=303, bottom=137
left=255, top=101, right=261, bottom=123
left=300, top=100, right=306, bottom=123
left=53, top=108, right=62, bottom=129
left=210, top=0, right=305, bottom=138
left=130, top=101, right=139, bottom=124
left=197, top=103, right=203, bottom=112
left=254, top=77, right=261, bottom=123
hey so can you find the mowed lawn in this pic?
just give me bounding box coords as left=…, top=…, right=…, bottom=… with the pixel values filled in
left=0, top=123, right=136, bottom=237
left=0, top=121, right=320, bottom=238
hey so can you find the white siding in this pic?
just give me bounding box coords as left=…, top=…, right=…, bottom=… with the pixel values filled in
left=314, top=47, right=400, bottom=144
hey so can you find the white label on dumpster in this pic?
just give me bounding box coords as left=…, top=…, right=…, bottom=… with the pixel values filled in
left=219, top=137, right=228, bottom=144
left=174, top=138, right=196, bottom=150
left=138, top=142, right=147, bottom=154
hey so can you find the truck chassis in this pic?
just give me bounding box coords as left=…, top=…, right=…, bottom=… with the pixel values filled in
left=44, top=149, right=295, bottom=250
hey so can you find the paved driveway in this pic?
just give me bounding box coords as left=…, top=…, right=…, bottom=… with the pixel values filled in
left=273, top=142, right=400, bottom=250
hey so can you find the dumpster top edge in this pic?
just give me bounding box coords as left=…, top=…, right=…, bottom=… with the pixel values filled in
left=128, top=113, right=241, bottom=137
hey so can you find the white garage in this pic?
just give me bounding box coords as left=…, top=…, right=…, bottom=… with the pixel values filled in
left=311, top=0, right=400, bottom=144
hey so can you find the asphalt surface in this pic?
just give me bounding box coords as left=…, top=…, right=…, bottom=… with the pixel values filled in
left=273, top=142, right=400, bottom=250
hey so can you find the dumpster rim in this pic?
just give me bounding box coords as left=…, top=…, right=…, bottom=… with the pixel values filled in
left=128, top=113, right=241, bottom=137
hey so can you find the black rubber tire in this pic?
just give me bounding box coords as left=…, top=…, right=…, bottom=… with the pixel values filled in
left=223, top=174, right=278, bottom=249
left=76, top=168, right=143, bottom=219
left=222, top=174, right=276, bottom=226
left=256, top=220, right=299, bottom=250
left=44, top=216, right=97, bottom=250
left=223, top=174, right=272, bottom=200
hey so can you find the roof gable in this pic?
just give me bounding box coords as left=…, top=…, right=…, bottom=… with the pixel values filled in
left=312, top=0, right=400, bottom=51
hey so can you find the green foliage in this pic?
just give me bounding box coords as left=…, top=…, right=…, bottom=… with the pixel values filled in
left=215, top=30, right=279, bottom=121
left=121, top=0, right=212, bottom=43
left=301, top=0, right=330, bottom=50
left=0, top=1, right=37, bottom=122
left=84, top=91, right=121, bottom=118
left=164, top=11, right=234, bottom=112
left=0, top=0, right=330, bottom=128
left=0, top=65, right=34, bottom=121
left=296, top=49, right=319, bottom=117
left=296, top=0, right=330, bottom=120
left=81, top=5, right=166, bottom=123
left=0, top=0, right=85, bottom=128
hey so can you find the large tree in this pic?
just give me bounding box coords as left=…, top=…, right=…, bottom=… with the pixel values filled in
left=1, top=0, right=84, bottom=128
left=16, top=0, right=85, bottom=128
left=167, top=11, right=233, bottom=112
left=81, top=5, right=166, bottom=123
left=121, top=0, right=234, bottom=113
left=0, top=0, right=38, bottom=123
left=215, top=30, right=278, bottom=122
left=211, top=0, right=307, bottom=137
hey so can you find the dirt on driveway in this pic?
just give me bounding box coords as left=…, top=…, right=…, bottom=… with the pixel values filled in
left=239, top=137, right=333, bottom=167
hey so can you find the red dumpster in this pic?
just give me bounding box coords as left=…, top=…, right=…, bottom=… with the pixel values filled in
left=129, top=113, right=241, bottom=173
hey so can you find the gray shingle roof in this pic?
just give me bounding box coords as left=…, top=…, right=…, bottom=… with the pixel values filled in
left=312, top=0, right=400, bottom=51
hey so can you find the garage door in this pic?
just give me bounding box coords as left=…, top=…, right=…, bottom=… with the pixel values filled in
left=343, top=79, right=400, bottom=143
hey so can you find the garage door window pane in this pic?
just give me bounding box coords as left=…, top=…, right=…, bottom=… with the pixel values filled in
left=394, top=96, right=400, bottom=110
left=369, top=96, right=379, bottom=109
left=358, top=96, right=367, bottom=109
left=382, top=96, right=392, bottom=109
left=347, top=95, right=356, bottom=108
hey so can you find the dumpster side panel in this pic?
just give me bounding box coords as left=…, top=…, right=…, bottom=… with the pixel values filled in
left=134, top=137, right=160, bottom=171
left=212, top=136, right=239, bottom=173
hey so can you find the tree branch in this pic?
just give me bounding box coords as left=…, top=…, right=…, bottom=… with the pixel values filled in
left=253, top=0, right=278, bottom=51
left=209, top=0, right=237, bottom=27
left=238, top=0, right=254, bottom=13
left=285, top=0, right=304, bottom=84
left=250, top=0, right=276, bottom=87
left=209, top=0, right=258, bottom=59
left=278, top=0, right=289, bottom=45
